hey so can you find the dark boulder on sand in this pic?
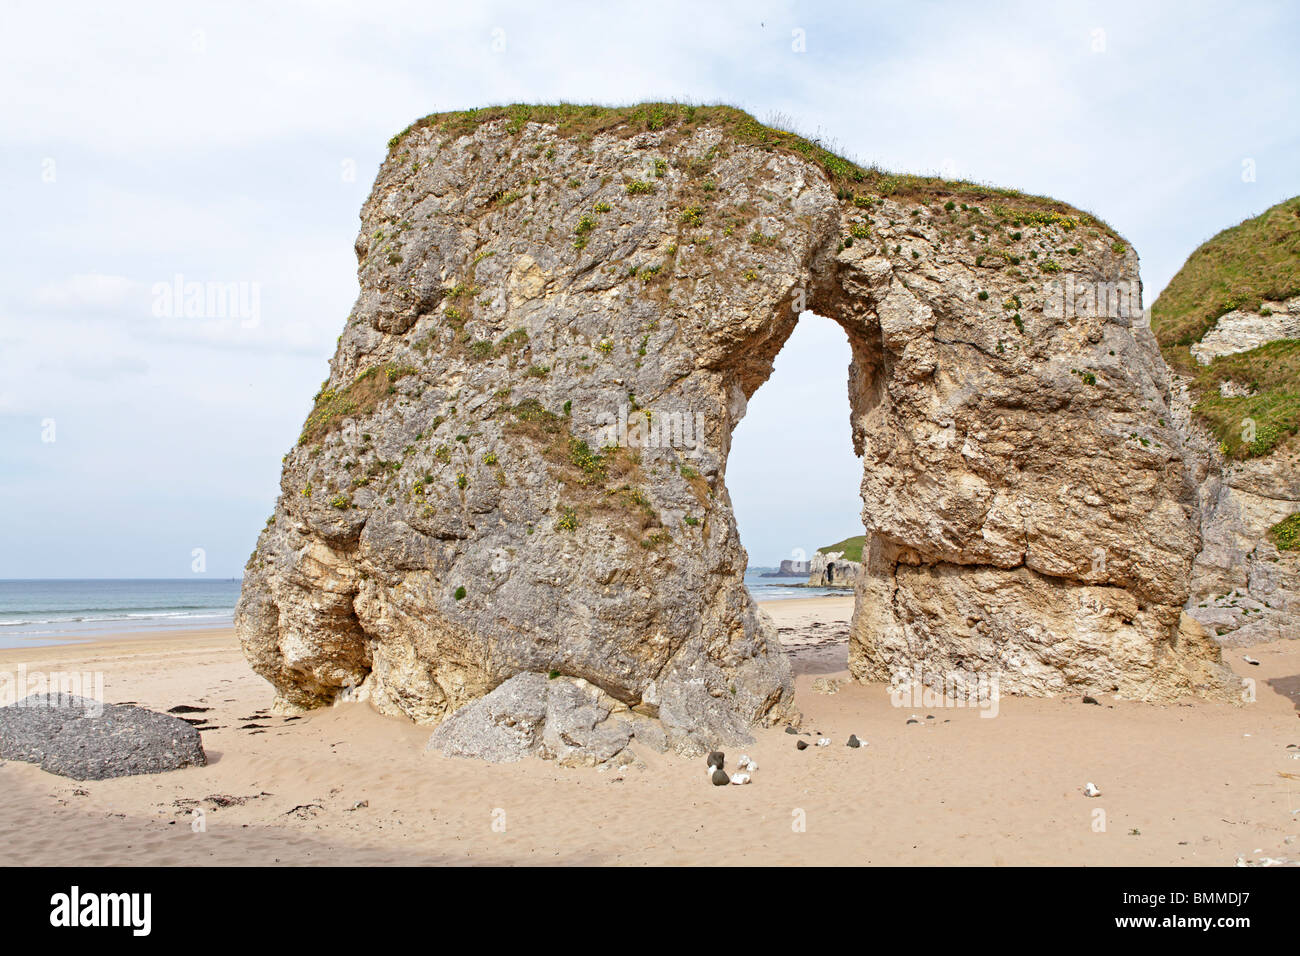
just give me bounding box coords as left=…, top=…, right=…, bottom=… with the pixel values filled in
left=0, top=694, right=207, bottom=780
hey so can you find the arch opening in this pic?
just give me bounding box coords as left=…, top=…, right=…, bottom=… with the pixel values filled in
left=726, top=310, right=866, bottom=674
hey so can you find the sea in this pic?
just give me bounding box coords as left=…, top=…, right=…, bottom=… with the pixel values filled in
left=0, top=579, right=243, bottom=649
left=0, top=572, right=841, bottom=649
left=742, top=567, right=848, bottom=601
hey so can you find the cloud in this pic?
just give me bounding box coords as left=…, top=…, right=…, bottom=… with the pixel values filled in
left=31, top=273, right=147, bottom=311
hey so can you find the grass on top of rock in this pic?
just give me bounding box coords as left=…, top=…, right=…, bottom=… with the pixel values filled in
left=299, top=364, right=417, bottom=446
left=385, top=102, right=1117, bottom=238
left=1152, top=196, right=1300, bottom=348
left=818, top=534, right=865, bottom=563
left=1153, top=196, right=1300, bottom=460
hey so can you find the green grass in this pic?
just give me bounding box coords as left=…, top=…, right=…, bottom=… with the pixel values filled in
left=1153, top=196, right=1300, bottom=459
left=384, top=103, right=1117, bottom=237
left=1152, top=196, right=1300, bottom=348
left=1185, top=340, right=1300, bottom=458
left=299, top=364, right=416, bottom=446
left=1268, top=512, right=1300, bottom=551
left=818, top=535, right=865, bottom=563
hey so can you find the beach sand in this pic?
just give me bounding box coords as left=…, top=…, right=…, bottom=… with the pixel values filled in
left=1, top=595, right=1298, bottom=866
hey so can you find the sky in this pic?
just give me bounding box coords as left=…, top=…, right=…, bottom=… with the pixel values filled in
left=0, top=0, right=1296, bottom=577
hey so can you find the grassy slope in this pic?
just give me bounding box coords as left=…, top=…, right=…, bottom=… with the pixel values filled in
left=818, top=535, right=865, bottom=563
left=1152, top=196, right=1300, bottom=459
left=387, top=102, right=1121, bottom=240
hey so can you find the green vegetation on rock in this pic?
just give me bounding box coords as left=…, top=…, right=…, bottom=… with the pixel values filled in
left=385, top=103, right=1115, bottom=236
left=299, top=364, right=416, bottom=446
left=1152, top=196, right=1300, bottom=459
left=1267, top=512, right=1300, bottom=551
left=818, top=535, right=865, bottom=563
left=1152, top=197, right=1300, bottom=347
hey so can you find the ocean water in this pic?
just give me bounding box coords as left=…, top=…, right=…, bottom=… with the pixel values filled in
left=0, top=573, right=833, bottom=650
left=0, top=579, right=242, bottom=648
left=744, top=567, right=849, bottom=601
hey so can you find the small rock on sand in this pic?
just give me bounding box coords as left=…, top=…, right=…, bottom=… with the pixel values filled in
left=706, top=751, right=725, bottom=770
left=847, top=735, right=862, bottom=748
left=0, top=694, right=207, bottom=781
left=711, top=768, right=730, bottom=786
left=796, top=740, right=809, bottom=751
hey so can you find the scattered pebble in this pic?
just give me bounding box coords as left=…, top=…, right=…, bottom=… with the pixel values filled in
left=906, top=718, right=920, bottom=725
left=710, top=768, right=730, bottom=786
left=729, top=773, right=750, bottom=786
left=706, top=751, right=725, bottom=770
left=784, top=726, right=798, bottom=735
left=1242, top=655, right=1260, bottom=666
left=846, top=735, right=863, bottom=748
left=796, top=740, right=809, bottom=751
left=1084, top=782, right=1101, bottom=798
left=816, top=738, right=830, bottom=747
left=736, top=755, right=757, bottom=772
left=1082, top=695, right=1100, bottom=705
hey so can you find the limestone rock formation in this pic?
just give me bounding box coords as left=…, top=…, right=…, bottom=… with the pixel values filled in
left=427, top=671, right=667, bottom=765
left=1190, top=295, right=1300, bottom=365
left=1175, top=385, right=1300, bottom=644
left=760, top=558, right=810, bottom=577
left=806, top=548, right=861, bottom=588
left=1154, top=197, right=1300, bottom=646
left=237, top=104, right=1237, bottom=759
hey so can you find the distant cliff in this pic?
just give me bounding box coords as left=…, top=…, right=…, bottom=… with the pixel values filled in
left=806, top=536, right=864, bottom=587
left=760, top=558, right=811, bottom=577
left=1154, top=196, right=1300, bottom=644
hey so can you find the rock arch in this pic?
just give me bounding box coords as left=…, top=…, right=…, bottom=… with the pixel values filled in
left=237, top=105, right=1235, bottom=754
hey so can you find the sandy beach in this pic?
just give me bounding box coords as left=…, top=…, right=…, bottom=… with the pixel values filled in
left=1, top=594, right=1297, bottom=866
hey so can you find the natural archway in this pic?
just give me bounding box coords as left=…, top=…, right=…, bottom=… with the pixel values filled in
left=237, top=105, right=1235, bottom=758
left=727, top=309, right=863, bottom=595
